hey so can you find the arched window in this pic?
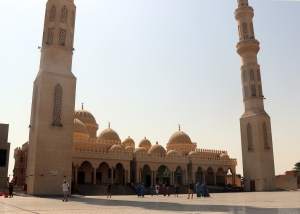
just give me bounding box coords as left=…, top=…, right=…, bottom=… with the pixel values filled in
left=244, top=86, right=249, bottom=98
left=61, top=6, right=68, bottom=23
left=58, top=28, right=66, bottom=46
left=49, top=5, right=56, bottom=22
left=243, top=70, right=247, bottom=82
left=250, top=69, right=255, bottom=80
left=52, top=84, right=62, bottom=126
left=258, top=85, right=262, bottom=97
left=71, top=11, right=75, bottom=28
left=243, top=22, right=248, bottom=34
left=263, top=123, right=269, bottom=149
left=257, top=69, right=261, bottom=81
left=47, top=28, right=54, bottom=45
left=251, top=85, right=256, bottom=96
left=247, top=123, right=252, bottom=150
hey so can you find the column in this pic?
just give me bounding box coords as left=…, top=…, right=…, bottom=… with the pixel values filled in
left=152, top=171, right=155, bottom=185
left=214, top=172, right=216, bottom=185
left=139, top=169, right=141, bottom=183
left=75, top=166, right=78, bottom=183
left=111, top=168, right=114, bottom=184
left=233, top=173, right=236, bottom=186
left=93, top=168, right=96, bottom=185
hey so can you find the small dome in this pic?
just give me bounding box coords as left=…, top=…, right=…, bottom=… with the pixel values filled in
left=188, top=151, right=199, bottom=157
left=168, top=130, right=192, bottom=145
left=73, top=119, right=89, bottom=138
left=123, top=136, right=135, bottom=148
left=109, top=144, right=123, bottom=153
left=148, top=143, right=166, bottom=155
left=74, top=109, right=97, bottom=125
left=125, top=146, right=135, bottom=152
left=166, top=150, right=178, bottom=156
left=220, top=153, right=230, bottom=159
left=98, top=127, right=120, bottom=141
left=134, top=147, right=147, bottom=154
left=138, top=137, right=152, bottom=151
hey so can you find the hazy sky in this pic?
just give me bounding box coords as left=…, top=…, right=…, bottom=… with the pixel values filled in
left=1, top=0, right=299, bottom=179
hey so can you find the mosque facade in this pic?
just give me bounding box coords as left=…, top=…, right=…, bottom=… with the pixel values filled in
left=12, top=0, right=276, bottom=195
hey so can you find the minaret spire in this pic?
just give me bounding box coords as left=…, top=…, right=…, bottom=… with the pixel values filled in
left=235, top=0, right=276, bottom=191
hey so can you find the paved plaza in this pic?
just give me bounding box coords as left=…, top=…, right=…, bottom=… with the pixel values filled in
left=0, top=192, right=300, bottom=214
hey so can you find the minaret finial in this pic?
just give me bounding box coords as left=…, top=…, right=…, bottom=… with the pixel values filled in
left=81, top=103, right=84, bottom=110
left=108, top=122, right=110, bottom=128
left=178, top=124, right=181, bottom=131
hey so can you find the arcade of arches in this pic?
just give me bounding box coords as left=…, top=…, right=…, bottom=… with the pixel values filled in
left=13, top=108, right=238, bottom=187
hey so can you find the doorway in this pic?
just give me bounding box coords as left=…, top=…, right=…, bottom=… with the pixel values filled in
left=250, top=181, right=255, bottom=191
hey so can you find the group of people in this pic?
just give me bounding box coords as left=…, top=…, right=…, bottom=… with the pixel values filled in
left=188, top=181, right=210, bottom=199
left=136, top=181, right=209, bottom=198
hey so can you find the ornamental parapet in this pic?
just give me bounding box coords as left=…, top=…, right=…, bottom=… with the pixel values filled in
left=191, top=157, right=237, bottom=165
left=234, top=6, right=254, bottom=19
left=236, top=39, right=260, bottom=55
left=72, top=146, right=133, bottom=160
left=195, top=148, right=226, bottom=154
left=135, top=155, right=189, bottom=164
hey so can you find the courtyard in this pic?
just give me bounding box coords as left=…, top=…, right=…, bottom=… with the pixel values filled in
left=0, top=191, right=299, bottom=214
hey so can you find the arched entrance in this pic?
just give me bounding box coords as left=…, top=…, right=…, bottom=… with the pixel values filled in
left=156, top=165, right=170, bottom=185
left=175, top=166, right=183, bottom=184
left=98, top=162, right=110, bottom=184
left=205, top=167, right=215, bottom=185
left=141, top=165, right=151, bottom=186
left=216, top=167, right=225, bottom=185
left=115, top=163, right=125, bottom=184
left=196, top=167, right=204, bottom=183
left=78, top=161, right=93, bottom=184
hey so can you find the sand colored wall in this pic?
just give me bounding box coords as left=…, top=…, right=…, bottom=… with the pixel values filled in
left=0, top=124, right=10, bottom=189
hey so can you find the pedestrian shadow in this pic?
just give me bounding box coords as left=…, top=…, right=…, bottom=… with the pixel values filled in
left=68, top=196, right=300, bottom=214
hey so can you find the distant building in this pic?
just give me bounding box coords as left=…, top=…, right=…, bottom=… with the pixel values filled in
left=0, top=124, right=10, bottom=189
left=276, top=171, right=299, bottom=190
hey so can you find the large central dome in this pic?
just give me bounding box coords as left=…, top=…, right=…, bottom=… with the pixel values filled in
left=98, top=127, right=120, bottom=141
left=166, top=126, right=196, bottom=155
left=168, top=130, right=192, bottom=145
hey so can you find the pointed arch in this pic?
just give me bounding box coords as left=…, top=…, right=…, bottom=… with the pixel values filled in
left=52, top=84, right=62, bottom=126
left=263, top=122, right=269, bottom=149
left=250, top=69, right=255, bottom=80
left=247, top=123, right=252, bottom=150
left=243, top=70, right=247, bottom=82
left=61, top=5, right=68, bottom=23
left=49, top=5, right=56, bottom=22
left=243, top=22, right=248, bottom=34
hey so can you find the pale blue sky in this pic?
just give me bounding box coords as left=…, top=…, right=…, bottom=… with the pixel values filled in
left=1, top=0, right=299, bottom=178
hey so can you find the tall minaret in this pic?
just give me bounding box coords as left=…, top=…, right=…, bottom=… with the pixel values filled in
left=26, top=0, right=77, bottom=195
left=235, top=0, right=276, bottom=191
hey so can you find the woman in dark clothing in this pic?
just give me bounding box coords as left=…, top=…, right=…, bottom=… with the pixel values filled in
left=174, top=183, right=179, bottom=197
left=8, top=183, right=13, bottom=198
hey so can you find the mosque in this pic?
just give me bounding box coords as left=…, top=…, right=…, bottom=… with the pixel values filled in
left=11, top=0, right=275, bottom=195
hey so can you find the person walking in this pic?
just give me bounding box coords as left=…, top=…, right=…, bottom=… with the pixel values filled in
left=187, top=180, right=194, bottom=199
left=202, top=182, right=207, bottom=198
left=137, top=184, right=141, bottom=197
left=155, top=184, right=160, bottom=196
left=8, top=183, right=13, bottom=198
left=106, top=183, right=112, bottom=198
left=174, top=183, right=179, bottom=197
left=150, top=185, right=154, bottom=196
left=141, top=183, right=145, bottom=197
left=62, top=180, right=70, bottom=202
left=196, top=182, right=201, bottom=197
left=162, top=184, right=166, bottom=196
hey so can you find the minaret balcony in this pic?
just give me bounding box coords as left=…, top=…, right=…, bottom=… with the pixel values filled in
left=236, top=39, right=260, bottom=55
left=235, top=6, right=254, bottom=19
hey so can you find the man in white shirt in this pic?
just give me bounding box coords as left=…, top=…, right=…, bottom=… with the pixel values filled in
left=62, top=180, right=70, bottom=202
